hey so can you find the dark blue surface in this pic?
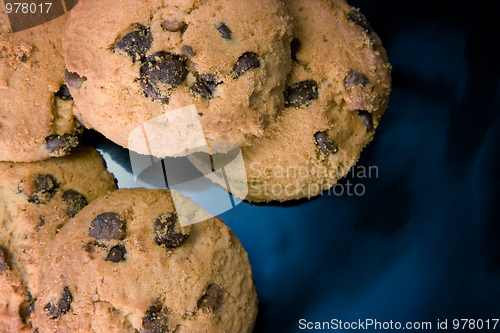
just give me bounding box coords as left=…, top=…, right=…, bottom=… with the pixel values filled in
left=218, top=0, right=500, bottom=331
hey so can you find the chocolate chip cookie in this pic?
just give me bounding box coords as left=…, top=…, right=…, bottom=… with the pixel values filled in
left=63, top=0, right=293, bottom=154
left=245, top=0, right=391, bottom=201
left=0, top=8, right=82, bottom=162
left=31, top=188, right=258, bottom=333
left=193, top=0, right=391, bottom=202
left=0, top=146, right=117, bottom=331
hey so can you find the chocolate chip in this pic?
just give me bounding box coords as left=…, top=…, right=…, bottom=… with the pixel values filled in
left=35, top=216, right=45, bottom=232
left=105, top=245, right=127, bottom=262
left=314, top=131, right=338, bottom=155
left=45, top=133, right=79, bottom=156
left=89, top=212, right=126, bottom=240
left=33, top=174, right=57, bottom=193
left=28, top=297, right=36, bottom=318
left=82, top=243, right=94, bottom=253
left=201, top=74, right=218, bottom=86
left=191, top=82, right=212, bottom=99
left=344, top=70, right=370, bottom=88
left=291, top=38, right=301, bottom=61
left=20, top=294, right=35, bottom=324
left=44, top=286, right=73, bottom=319
left=181, top=45, right=196, bottom=57
left=64, top=70, right=87, bottom=89
left=55, top=84, right=72, bottom=100
left=140, top=52, right=188, bottom=103
left=154, top=213, right=189, bottom=249
left=217, top=23, right=232, bottom=40
left=115, top=25, right=152, bottom=62
left=191, top=74, right=220, bottom=99
left=24, top=174, right=58, bottom=204
left=162, top=20, right=186, bottom=32
left=358, top=110, right=374, bottom=132
left=197, top=284, right=222, bottom=312
left=284, top=80, right=318, bottom=107
left=141, top=81, right=169, bottom=104
left=142, top=300, right=169, bottom=333
left=62, top=190, right=88, bottom=218
left=347, top=9, right=373, bottom=32
left=233, top=52, right=260, bottom=78
left=0, top=246, right=9, bottom=272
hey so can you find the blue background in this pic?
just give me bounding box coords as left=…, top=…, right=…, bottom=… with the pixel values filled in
left=90, top=0, right=500, bottom=331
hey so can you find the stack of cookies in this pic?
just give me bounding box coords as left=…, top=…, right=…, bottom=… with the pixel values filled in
left=1, top=0, right=390, bottom=331
left=60, top=0, right=391, bottom=202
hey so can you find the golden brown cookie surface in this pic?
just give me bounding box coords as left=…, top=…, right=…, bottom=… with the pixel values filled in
left=0, top=146, right=117, bottom=332
left=32, top=188, right=258, bottom=333
left=0, top=4, right=82, bottom=162
left=63, top=0, right=293, bottom=152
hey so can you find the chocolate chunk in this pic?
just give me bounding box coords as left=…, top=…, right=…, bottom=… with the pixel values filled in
left=284, top=80, right=318, bottom=107
left=344, top=70, right=370, bottom=88
left=55, top=84, right=72, bottom=100
left=25, top=174, right=59, bottom=204
left=347, top=9, right=373, bottom=32
left=201, top=74, right=218, bottom=87
left=197, top=284, right=222, bottom=312
left=291, top=38, right=301, bottom=61
left=141, top=81, right=169, bottom=104
left=35, top=216, right=45, bottom=232
left=0, top=246, right=9, bottom=272
left=64, top=70, right=87, bottom=89
left=89, top=212, right=126, bottom=240
left=140, top=52, right=188, bottom=103
left=20, top=294, right=35, bottom=324
left=28, top=297, right=36, bottom=318
left=115, top=25, right=152, bottom=62
left=154, top=213, right=189, bottom=249
left=82, top=243, right=94, bottom=253
left=45, top=132, right=79, bottom=156
left=217, top=23, right=232, bottom=40
left=358, top=110, right=374, bottom=131
left=233, top=52, right=260, bottom=78
left=44, top=286, right=73, bottom=319
left=314, top=131, right=338, bottom=155
left=191, top=74, right=220, bottom=99
left=181, top=45, right=196, bottom=57
left=142, top=300, right=169, bottom=333
left=162, top=20, right=186, bottom=32
left=191, top=81, right=212, bottom=99
left=62, top=190, right=88, bottom=218
left=105, top=245, right=127, bottom=262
